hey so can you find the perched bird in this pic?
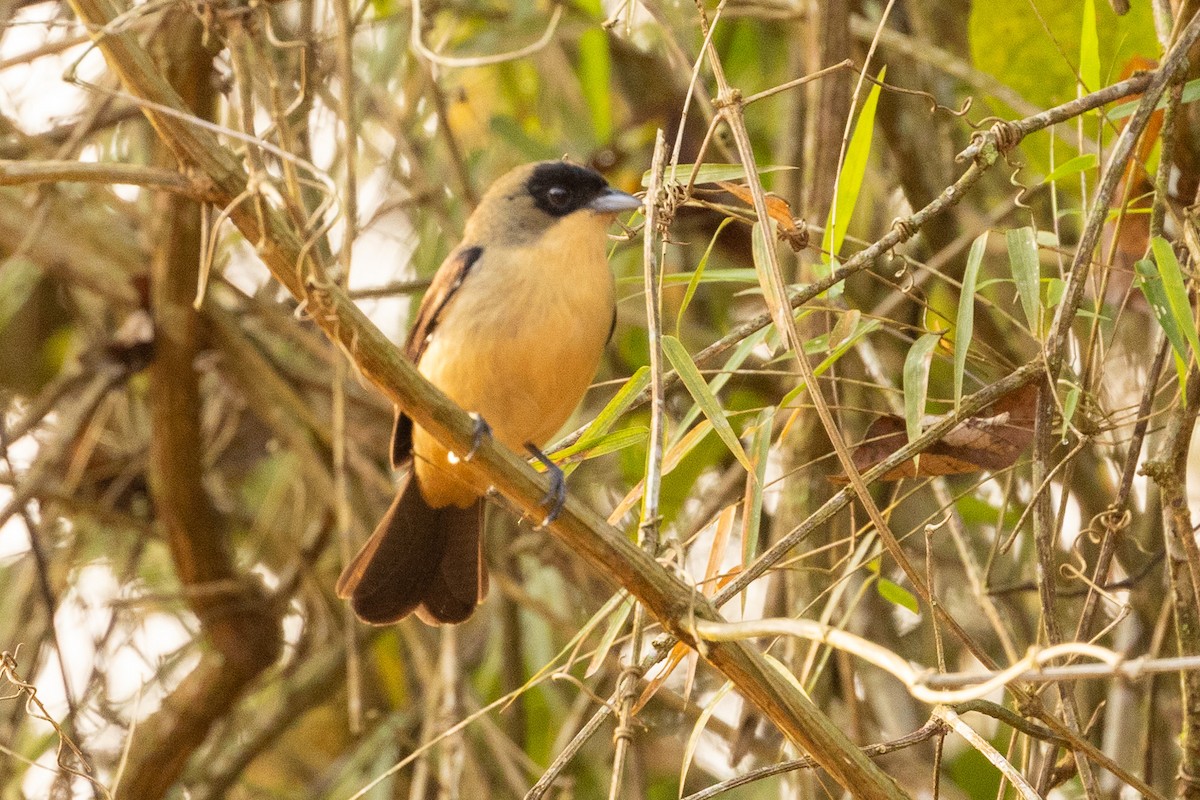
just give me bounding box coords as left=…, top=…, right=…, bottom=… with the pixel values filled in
left=337, top=160, right=641, bottom=625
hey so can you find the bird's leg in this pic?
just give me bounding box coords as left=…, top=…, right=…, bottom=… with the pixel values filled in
left=524, top=443, right=566, bottom=526
left=464, top=413, right=492, bottom=461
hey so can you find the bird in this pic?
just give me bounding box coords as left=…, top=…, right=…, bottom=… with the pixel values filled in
left=337, top=160, right=642, bottom=625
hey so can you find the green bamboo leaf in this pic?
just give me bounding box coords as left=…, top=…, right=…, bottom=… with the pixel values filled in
left=822, top=66, right=886, bottom=268
left=662, top=335, right=752, bottom=472
left=557, top=428, right=647, bottom=470
left=903, top=332, right=943, bottom=449
left=779, top=320, right=881, bottom=407
left=954, top=232, right=987, bottom=409
left=585, top=594, right=634, bottom=678
left=576, top=25, right=613, bottom=143
left=741, top=408, right=774, bottom=565
left=1059, top=382, right=1080, bottom=443
left=1150, top=237, right=1200, bottom=363
left=570, top=367, right=649, bottom=449
left=1110, top=77, right=1200, bottom=119
left=1080, top=0, right=1100, bottom=92
left=621, top=269, right=758, bottom=287
left=751, top=219, right=791, bottom=330
left=1044, top=277, right=1067, bottom=309
left=1135, top=257, right=1190, bottom=389
left=677, top=218, right=734, bottom=333
left=642, top=163, right=795, bottom=188
left=1042, top=153, right=1098, bottom=184
left=1006, top=227, right=1041, bottom=332
left=672, top=327, right=770, bottom=446
left=877, top=577, right=919, bottom=615
left=0, top=258, right=42, bottom=333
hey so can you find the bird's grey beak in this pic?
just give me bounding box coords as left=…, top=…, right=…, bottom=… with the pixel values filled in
left=588, top=186, right=642, bottom=214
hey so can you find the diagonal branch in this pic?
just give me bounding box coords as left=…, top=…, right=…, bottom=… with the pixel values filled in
left=64, top=0, right=910, bottom=797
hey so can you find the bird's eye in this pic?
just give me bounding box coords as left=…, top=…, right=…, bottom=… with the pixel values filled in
left=546, top=186, right=570, bottom=209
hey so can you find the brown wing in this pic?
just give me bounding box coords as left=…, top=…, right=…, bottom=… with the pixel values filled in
left=391, top=245, right=484, bottom=467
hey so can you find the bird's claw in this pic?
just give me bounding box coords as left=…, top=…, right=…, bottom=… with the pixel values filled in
left=465, top=413, right=492, bottom=461
left=525, top=443, right=566, bottom=527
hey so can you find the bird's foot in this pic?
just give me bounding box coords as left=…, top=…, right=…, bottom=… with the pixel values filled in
left=465, top=413, right=492, bottom=461
left=524, top=443, right=566, bottom=527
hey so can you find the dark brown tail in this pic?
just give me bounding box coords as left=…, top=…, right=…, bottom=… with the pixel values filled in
left=336, top=476, right=485, bottom=625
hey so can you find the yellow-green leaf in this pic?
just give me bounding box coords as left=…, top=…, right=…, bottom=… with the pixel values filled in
left=741, top=408, right=774, bottom=564
left=1136, top=257, right=1190, bottom=390
left=780, top=319, right=881, bottom=407
left=877, top=577, right=919, bottom=615
left=1006, top=227, right=1041, bottom=333
left=662, top=335, right=752, bottom=471
left=672, top=327, right=771, bottom=445
left=903, top=332, right=943, bottom=446
left=1080, top=0, right=1100, bottom=92
left=576, top=26, right=613, bottom=143
left=677, top=218, right=734, bottom=333
left=1150, top=237, right=1200, bottom=363
left=822, top=66, right=885, bottom=268
left=643, top=163, right=795, bottom=188
left=1043, top=153, right=1098, bottom=184
left=954, top=232, right=987, bottom=409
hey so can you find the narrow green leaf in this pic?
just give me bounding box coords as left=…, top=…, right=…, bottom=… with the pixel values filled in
left=570, top=367, right=649, bottom=449
left=576, top=26, right=613, bottom=143
left=1110, top=77, right=1200, bottom=119
left=903, top=332, right=943, bottom=447
left=672, top=327, right=770, bottom=446
left=620, top=269, right=758, bottom=288
left=1042, top=153, right=1098, bottom=184
left=0, top=259, right=42, bottom=333
left=1080, top=0, right=1100, bottom=91
left=1136, top=257, right=1190, bottom=390
left=662, top=335, right=752, bottom=471
left=643, top=163, right=795, bottom=188
left=741, top=408, right=774, bottom=565
left=1150, top=237, right=1200, bottom=363
left=677, top=218, right=734, bottom=334
left=822, top=66, right=886, bottom=267
left=557, top=428, right=648, bottom=468
left=585, top=594, right=634, bottom=677
left=751, top=219, right=792, bottom=331
left=1059, top=383, right=1080, bottom=443
left=1006, top=227, right=1041, bottom=332
left=779, top=320, right=881, bottom=407
left=829, top=308, right=860, bottom=351
left=877, top=577, right=919, bottom=615
left=1044, top=277, right=1067, bottom=309
left=954, top=232, right=987, bottom=409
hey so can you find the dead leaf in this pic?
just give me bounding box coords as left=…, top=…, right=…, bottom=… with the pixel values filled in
left=833, top=382, right=1040, bottom=482
left=715, top=181, right=808, bottom=251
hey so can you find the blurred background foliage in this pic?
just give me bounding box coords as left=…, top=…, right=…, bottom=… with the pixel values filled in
left=2, top=0, right=1200, bottom=798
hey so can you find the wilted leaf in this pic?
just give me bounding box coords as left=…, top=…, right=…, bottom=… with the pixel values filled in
left=834, top=382, right=1040, bottom=482
left=715, top=181, right=807, bottom=251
